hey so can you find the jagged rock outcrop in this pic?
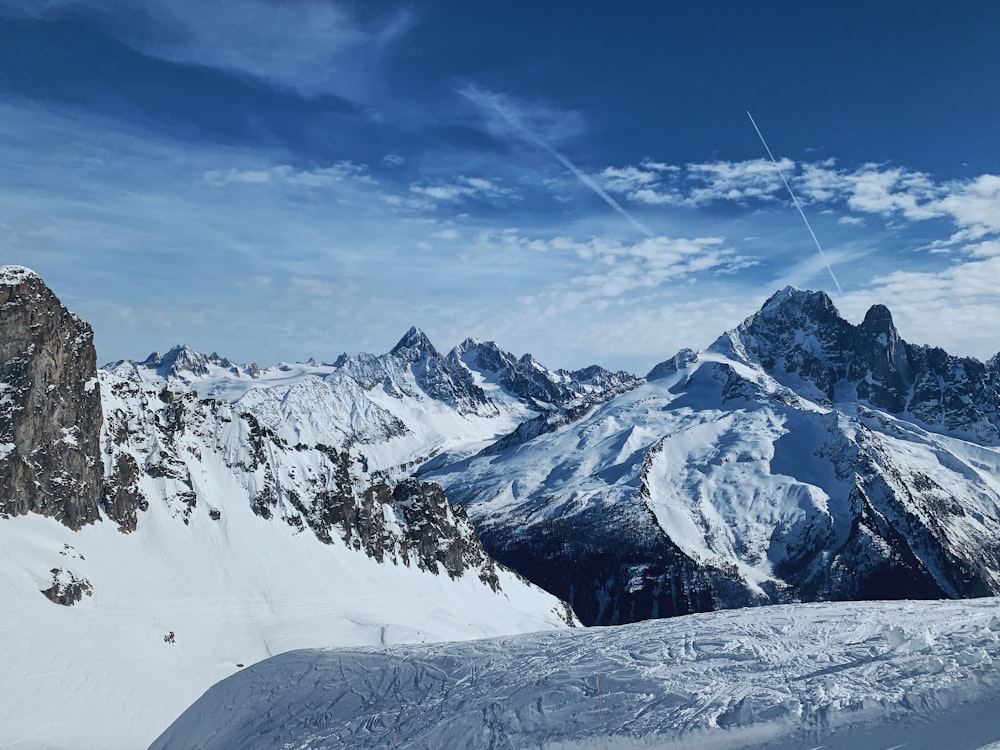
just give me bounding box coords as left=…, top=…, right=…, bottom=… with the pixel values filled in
left=714, top=287, right=1000, bottom=442
left=40, top=567, right=93, bottom=605
left=453, top=338, right=641, bottom=412
left=0, top=266, right=105, bottom=529
left=0, top=270, right=574, bottom=602
left=645, top=347, right=698, bottom=381
left=391, top=479, right=501, bottom=590
left=138, top=345, right=246, bottom=381
left=99, top=360, right=509, bottom=586
left=389, top=328, right=494, bottom=415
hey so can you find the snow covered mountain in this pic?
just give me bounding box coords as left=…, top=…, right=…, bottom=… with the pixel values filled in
left=429, top=287, right=1000, bottom=625
left=151, top=597, right=1000, bottom=750
left=9, top=262, right=1000, bottom=748
left=0, top=266, right=580, bottom=750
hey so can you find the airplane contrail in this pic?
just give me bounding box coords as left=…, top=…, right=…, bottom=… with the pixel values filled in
left=746, top=110, right=844, bottom=295
left=460, top=86, right=653, bottom=238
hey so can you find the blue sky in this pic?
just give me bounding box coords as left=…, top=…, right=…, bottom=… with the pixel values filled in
left=2, top=1, right=1000, bottom=373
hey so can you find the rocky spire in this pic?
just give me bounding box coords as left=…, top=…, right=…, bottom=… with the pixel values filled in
left=0, top=266, right=105, bottom=529
left=390, top=326, right=440, bottom=361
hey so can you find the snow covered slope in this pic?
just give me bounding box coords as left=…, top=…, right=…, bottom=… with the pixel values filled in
left=121, top=329, right=640, bottom=481
left=151, top=597, right=1000, bottom=750
left=0, top=268, right=578, bottom=750
left=0, top=502, right=572, bottom=750
left=430, top=289, right=1000, bottom=625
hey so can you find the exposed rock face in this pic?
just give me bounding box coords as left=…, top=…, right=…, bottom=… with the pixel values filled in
left=99, top=361, right=508, bottom=586
left=716, top=287, right=1000, bottom=442
left=40, top=567, right=93, bottom=605
left=453, top=338, right=642, bottom=412
left=480, top=496, right=753, bottom=626
left=0, top=266, right=105, bottom=529
left=392, top=479, right=501, bottom=590
left=139, top=345, right=243, bottom=381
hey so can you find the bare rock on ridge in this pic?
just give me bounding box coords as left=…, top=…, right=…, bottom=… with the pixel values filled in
left=0, top=265, right=106, bottom=529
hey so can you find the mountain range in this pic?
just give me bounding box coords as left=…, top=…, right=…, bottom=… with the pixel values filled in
left=429, top=286, right=1000, bottom=624
left=5, top=264, right=1000, bottom=748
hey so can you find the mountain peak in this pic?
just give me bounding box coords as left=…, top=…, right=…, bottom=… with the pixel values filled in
left=390, top=327, right=440, bottom=360
left=860, top=303, right=896, bottom=334
left=0, top=265, right=40, bottom=286
left=759, top=286, right=836, bottom=317
left=140, top=344, right=235, bottom=379
left=455, top=336, right=486, bottom=353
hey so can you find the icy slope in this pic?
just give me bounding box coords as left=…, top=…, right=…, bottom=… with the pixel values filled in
left=151, top=597, right=1000, bottom=750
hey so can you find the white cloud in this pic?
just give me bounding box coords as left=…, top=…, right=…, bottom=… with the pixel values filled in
left=476, top=232, right=754, bottom=312
left=410, top=176, right=516, bottom=203
left=797, top=161, right=851, bottom=202
left=967, top=239, right=1000, bottom=257
left=842, top=165, right=941, bottom=220
left=628, top=188, right=680, bottom=206
left=601, top=158, right=791, bottom=207
left=937, top=174, right=1000, bottom=237
left=202, top=162, right=373, bottom=188
left=600, top=166, right=659, bottom=193
left=0, top=0, right=410, bottom=97
left=685, top=158, right=790, bottom=205
left=601, top=156, right=1000, bottom=256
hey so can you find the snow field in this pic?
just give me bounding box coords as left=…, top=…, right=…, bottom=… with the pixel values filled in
left=151, top=598, right=1000, bottom=750
left=0, top=491, right=571, bottom=750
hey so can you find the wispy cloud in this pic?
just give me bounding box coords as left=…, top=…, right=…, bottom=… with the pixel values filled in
left=473, top=231, right=753, bottom=311
left=458, top=84, right=654, bottom=237
left=602, top=158, right=793, bottom=207
left=202, top=162, right=374, bottom=188
left=0, top=0, right=410, bottom=97
left=410, top=176, right=516, bottom=203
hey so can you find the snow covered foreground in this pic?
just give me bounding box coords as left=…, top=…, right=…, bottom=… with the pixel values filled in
left=0, top=507, right=570, bottom=750
left=152, top=598, right=1000, bottom=750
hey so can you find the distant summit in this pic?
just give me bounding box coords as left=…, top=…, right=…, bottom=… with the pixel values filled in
left=709, top=287, right=1000, bottom=439
left=0, top=264, right=40, bottom=286
left=140, top=345, right=240, bottom=380
left=390, top=326, right=440, bottom=360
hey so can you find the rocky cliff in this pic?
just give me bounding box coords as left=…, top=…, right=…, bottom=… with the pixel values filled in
left=0, top=267, right=560, bottom=597
left=0, top=266, right=105, bottom=529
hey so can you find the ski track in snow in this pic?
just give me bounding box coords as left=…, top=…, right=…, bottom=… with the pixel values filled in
left=152, top=598, right=1000, bottom=750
